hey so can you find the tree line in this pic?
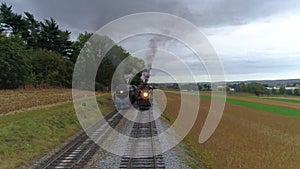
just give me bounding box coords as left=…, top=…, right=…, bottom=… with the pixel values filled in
left=0, top=3, right=143, bottom=90
left=229, top=82, right=300, bottom=96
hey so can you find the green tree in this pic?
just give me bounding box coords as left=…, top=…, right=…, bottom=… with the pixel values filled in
left=71, top=32, right=92, bottom=63
left=25, top=49, right=71, bottom=87
left=197, top=84, right=203, bottom=91
left=271, top=88, right=277, bottom=95
left=240, top=82, right=246, bottom=92
left=0, top=35, right=27, bottom=89
left=74, top=34, right=144, bottom=91
left=279, top=86, right=286, bottom=95
left=97, top=45, right=145, bottom=90
left=247, top=82, right=267, bottom=96
left=0, top=3, right=28, bottom=37
left=294, top=89, right=299, bottom=96
left=38, top=18, right=72, bottom=57
left=23, top=12, right=40, bottom=48
left=285, top=89, right=293, bottom=95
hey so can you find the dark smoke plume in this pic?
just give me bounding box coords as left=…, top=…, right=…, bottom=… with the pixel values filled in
left=142, top=36, right=170, bottom=84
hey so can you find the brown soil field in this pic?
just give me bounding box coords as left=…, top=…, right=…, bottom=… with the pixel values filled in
left=0, top=88, right=73, bottom=115
left=164, top=91, right=300, bottom=169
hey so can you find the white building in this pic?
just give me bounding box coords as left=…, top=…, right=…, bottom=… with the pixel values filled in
left=265, top=86, right=280, bottom=90
left=229, top=88, right=235, bottom=92
left=266, top=86, right=299, bottom=91
left=285, top=87, right=298, bottom=90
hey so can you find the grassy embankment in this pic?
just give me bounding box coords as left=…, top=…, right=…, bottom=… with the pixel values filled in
left=0, top=92, right=113, bottom=169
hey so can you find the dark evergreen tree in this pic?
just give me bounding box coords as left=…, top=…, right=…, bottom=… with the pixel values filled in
left=0, top=3, right=28, bottom=38
left=23, top=12, right=40, bottom=48
left=38, top=18, right=72, bottom=57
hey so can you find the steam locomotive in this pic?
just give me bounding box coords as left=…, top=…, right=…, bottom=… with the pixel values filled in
left=113, top=84, right=153, bottom=110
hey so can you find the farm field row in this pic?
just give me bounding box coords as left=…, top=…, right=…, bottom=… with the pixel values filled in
left=263, top=97, right=300, bottom=104
left=163, top=91, right=300, bottom=169
left=200, top=93, right=300, bottom=111
left=199, top=95, right=300, bottom=118
left=0, top=88, right=104, bottom=115
left=0, top=88, right=73, bottom=115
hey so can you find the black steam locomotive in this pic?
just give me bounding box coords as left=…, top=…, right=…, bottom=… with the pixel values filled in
left=113, top=84, right=153, bottom=110
left=136, top=84, right=153, bottom=110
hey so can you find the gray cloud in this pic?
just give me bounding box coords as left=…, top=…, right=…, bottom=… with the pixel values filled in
left=2, top=0, right=300, bottom=37
left=1, top=0, right=299, bottom=81
left=221, top=55, right=299, bottom=75
left=186, top=0, right=300, bottom=26
left=1, top=0, right=188, bottom=37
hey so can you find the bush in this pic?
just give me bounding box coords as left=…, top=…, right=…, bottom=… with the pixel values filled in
left=25, top=49, right=73, bottom=87
left=0, top=35, right=27, bottom=89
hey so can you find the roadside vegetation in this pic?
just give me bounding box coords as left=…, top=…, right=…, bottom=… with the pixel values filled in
left=0, top=92, right=113, bottom=169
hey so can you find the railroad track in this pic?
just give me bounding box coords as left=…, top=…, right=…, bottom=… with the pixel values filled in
left=38, top=110, right=122, bottom=169
left=119, top=110, right=165, bottom=169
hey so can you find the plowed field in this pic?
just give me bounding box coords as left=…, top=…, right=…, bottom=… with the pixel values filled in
left=0, top=88, right=73, bottom=115
left=164, top=91, right=300, bottom=169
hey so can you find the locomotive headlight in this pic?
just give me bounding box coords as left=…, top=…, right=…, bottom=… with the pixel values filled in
left=141, top=91, right=149, bottom=99
left=120, top=90, right=124, bottom=94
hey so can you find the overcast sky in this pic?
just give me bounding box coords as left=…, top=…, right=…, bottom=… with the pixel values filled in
left=2, top=0, right=300, bottom=82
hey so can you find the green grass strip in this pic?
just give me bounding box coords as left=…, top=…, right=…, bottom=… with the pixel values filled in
left=227, top=93, right=255, bottom=98
left=0, top=94, right=113, bottom=169
left=195, top=94, right=300, bottom=118
left=0, top=103, right=81, bottom=169
left=263, top=98, right=300, bottom=104
left=225, top=98, right=300, bottom=118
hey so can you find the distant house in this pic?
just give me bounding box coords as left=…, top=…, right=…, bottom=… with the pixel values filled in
left=228, top=87, right=235, bottom=92
left=266, top=86, right=298, bottom=91
left=274, top=87, right=280, bottom=90
left=285, top=87, right=298, bottom=90
left=265, top=86, right=280, bottom=90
